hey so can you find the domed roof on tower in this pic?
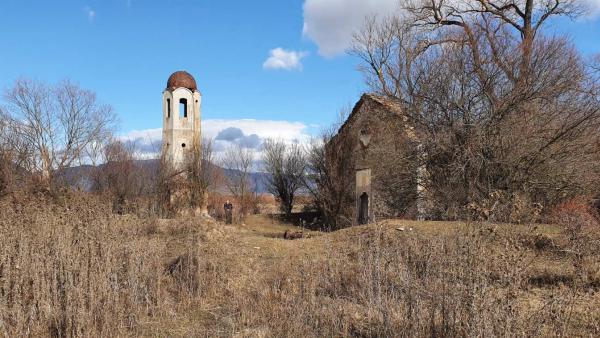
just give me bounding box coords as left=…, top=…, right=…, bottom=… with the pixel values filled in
left=166, top=71, right=197, bottom=91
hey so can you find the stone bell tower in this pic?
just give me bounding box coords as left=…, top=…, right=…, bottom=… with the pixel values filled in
left=162, top=71, right=202, bottom=168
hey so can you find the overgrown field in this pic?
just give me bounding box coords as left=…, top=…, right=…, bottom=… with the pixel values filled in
left=1, top=192, right=599, bottom=337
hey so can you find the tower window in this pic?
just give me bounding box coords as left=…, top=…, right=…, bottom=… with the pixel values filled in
left=166, top=98, right=171, bottom=118
left=181, top=143, right=186, bottom=148
left=179, top=98, right=188, bottom=118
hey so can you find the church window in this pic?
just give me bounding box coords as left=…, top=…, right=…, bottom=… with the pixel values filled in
left=166, top=98, right=171, bottom=118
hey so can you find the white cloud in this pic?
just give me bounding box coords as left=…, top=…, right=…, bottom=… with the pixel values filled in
left=586, top=0, right=600, bottom=7
left=583, top=0, right=600, bottom=17
left=203, top=119, right=309, bottom=142
left=120, top=119, right=312, bottom=159
left=84, top=6, right=96, bottom=22
left=303, top=0, right=399, bottom=57
left=263, top=48, right=309, bottom=71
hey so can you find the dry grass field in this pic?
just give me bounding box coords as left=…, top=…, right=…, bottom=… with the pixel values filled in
left=1, top=192, right=599, bottom=337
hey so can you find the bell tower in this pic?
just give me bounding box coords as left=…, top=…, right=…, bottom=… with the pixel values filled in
left=162, top=71, right=202, bottom=168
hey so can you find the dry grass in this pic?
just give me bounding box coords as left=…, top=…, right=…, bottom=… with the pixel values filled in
left=1, top=192, right=599, bottom=337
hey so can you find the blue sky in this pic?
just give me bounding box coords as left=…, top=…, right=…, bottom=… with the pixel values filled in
left=1, top=0, right=599, bottom=152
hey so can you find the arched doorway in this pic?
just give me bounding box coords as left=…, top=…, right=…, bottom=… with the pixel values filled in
left=358, top=192, right=369, bottom=225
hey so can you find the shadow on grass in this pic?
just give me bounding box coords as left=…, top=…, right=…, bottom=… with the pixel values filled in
left=266, top=211, right=328, bottom=231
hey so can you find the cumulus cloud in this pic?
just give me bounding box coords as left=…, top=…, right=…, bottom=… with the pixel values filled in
left=120, top=119, right=311, bottom=159
left=215, top=127, right=262, bottom=149
left=263, top=48, right=309, bottom=71
left=84, top=6, right=96, bottom=22
left=303, top=0, right=399, bottom=57
left=214, top=127, right=245, bottom=141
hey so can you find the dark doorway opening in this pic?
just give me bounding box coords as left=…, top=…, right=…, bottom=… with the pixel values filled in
left=358, top=192, right=369, bottom=225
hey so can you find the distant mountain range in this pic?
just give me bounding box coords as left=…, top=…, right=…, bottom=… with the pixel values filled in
left=59, top=159, right=271, bottom=194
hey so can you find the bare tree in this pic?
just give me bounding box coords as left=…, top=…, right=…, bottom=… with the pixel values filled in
left=350, top=2, right=600, bottom=221
left=262, top=138, right=306, bottom=217
left=2, top=78, right=116, bottom=188
left=221, top=143, right=256, bottom=217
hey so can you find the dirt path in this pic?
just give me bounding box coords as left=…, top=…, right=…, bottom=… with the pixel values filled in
left=219, top=214, right=327, bottom=267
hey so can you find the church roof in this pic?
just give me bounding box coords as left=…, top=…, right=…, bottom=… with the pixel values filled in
left=335, top=93, right=404, bottom=136
left=166, top=71, right=197, bottom=91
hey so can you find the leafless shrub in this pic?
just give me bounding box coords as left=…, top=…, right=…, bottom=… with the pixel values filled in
left=304, top=129, right=355, bottom=230
left=0, top=134, right=15, bottom=196
left=283, top=229, right=304, bottom=240
left=520, top=233, right=558, bottom=252
left=0, top=110, right=37, bottom=193
left=0, top=115, right=14, bottom=194
left=550, top=198, right=600, bottom=289
left=551, top=197, right=600, bottom=238
left=166, top=253, right=200, bottom=295
left=182, top=137, right=224, bottom=215
left=155, top=151, right=179, bottom=217
left=141, top=216, right=160, bottom=235
left=0, top=152, right=12, bottom=195
left=183, top=141, right=206, bottom=212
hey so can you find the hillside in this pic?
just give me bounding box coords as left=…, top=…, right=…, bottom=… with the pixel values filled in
left=59, top=159, right=271, bottom=193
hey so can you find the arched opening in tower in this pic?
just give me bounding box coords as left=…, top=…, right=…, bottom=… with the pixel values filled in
left=179, top=98, right=188, bottom=118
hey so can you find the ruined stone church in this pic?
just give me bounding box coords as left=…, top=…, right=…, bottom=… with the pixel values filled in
left=326, top=94, right=419, bottom=226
